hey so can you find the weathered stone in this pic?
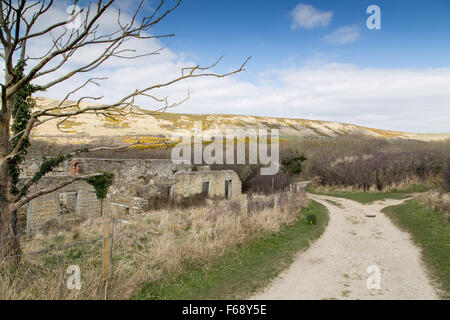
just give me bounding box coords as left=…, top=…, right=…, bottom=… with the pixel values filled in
left=20, top=158, right=243, bottom=233
left=173, top=170, right=241, bottom=200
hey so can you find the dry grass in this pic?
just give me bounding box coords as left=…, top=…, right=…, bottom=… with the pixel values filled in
left=0, top=191, right=308, bottom=300
left=419, top=190, right=450, bottom=222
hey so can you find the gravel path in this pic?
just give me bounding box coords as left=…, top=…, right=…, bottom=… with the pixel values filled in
left=251, top=194, right=440, bottom=300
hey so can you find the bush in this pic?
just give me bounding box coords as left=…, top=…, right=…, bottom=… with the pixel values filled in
left=281, top=149, right=307, bottom=175
left=85, top=172, right=114, bottom=199
left=287, top=136, right=450, bottom=180
left=306, top=213, right=317, bottom=225
left=442, top=161, right=450, bottom=193
left=313, top=151, right=445, bottom=191
left=246, top=172, right=292, bottom=195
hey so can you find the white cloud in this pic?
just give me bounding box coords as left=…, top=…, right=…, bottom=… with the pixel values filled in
left=290, top=3, right=333, bottom=29
left=323, top=25, right=360, bottom=44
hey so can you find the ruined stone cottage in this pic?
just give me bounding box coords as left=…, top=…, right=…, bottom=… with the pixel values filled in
left=20, top=157, right=242, bottom=232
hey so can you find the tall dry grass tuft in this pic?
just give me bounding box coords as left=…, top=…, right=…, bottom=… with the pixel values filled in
left=0, top=191, right=308, bottom=299
left=419, top=191, right=450, bottom=223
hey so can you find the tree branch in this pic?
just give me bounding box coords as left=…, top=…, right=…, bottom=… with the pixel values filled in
left=13, top=172, right=103, bottom=211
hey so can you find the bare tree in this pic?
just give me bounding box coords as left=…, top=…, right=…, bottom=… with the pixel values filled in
left=0, top=0, right=249, bottom=260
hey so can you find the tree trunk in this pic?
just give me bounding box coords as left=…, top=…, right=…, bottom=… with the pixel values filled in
left=0, top=88, right=21, bottom=263
left=0, top=197, right=21, bottom=263
left=0, top=153, right=21, bottom=263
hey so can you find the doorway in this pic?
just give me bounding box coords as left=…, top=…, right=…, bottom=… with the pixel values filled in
left=225, top=180, right=232, bottom=199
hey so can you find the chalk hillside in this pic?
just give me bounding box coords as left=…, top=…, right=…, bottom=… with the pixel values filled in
left=31, top=97, right=450, bottom=145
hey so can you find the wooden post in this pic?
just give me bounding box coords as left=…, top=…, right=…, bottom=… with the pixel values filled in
left=102, top=218, right=114, bottom=278
left=26, top=200, right=33, bottom=234
left=240, top=194, right=248, bottom=215
left=274, top=194, right=279, bottom=210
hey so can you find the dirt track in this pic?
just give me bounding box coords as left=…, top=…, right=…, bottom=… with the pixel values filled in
left=251, top=194, right=440, bottom=300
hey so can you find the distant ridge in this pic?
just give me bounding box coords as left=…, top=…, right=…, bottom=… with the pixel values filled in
left=31, top=97, right=450, bottom=144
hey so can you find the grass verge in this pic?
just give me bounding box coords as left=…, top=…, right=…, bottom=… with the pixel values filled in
left=136, top=200, right=329, bottom=300
left=306, top=184, right=429, bottom=204
left=382, top=200, right=449, bottom=299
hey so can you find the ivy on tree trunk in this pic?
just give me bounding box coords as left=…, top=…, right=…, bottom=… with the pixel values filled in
left=0, top=61, right=39, bottom=262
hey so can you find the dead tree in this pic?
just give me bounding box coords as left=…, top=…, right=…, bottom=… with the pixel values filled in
left=0, top=0, right=250, bottom=260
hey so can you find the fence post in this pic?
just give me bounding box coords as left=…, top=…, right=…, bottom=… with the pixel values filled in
left=240, top=194, right=248, bottom=215
left=26, top=201, right=33, bottom=234
left=274, top=194, right=279, bottom=210
left=102, top=218, right=114, bottom=278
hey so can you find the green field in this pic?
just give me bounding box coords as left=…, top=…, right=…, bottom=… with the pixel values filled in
left=383, top=200, right=450, bottom=299
left=136, top=200, right=329, bottom=300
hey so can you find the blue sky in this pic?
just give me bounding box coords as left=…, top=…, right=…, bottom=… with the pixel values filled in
left=35, top=1, right=450, bottom=133
left=155, top=0, right=450, bottom=74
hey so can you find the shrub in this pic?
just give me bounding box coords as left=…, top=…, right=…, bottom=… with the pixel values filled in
left=246, top=172, right=292, bottom=195
left=85, top=172, right=115, bottom=199
left=306, top=213, right=317, bottom=225
left=313, top=151, right=445, bottom=191
left=281, top=149, right=307, bottom=175
left=442, top=160, right=450, bottom=193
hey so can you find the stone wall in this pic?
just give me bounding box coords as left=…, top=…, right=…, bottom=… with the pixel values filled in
left=25, top=177, right=101, bottom=233
left=21, top=157, right=192, bottom=198
left=173, top=170, right=241, bottom=200
left=21, top=157, right=191, bottom=179
left=20, top=158, right=243, bottom=232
